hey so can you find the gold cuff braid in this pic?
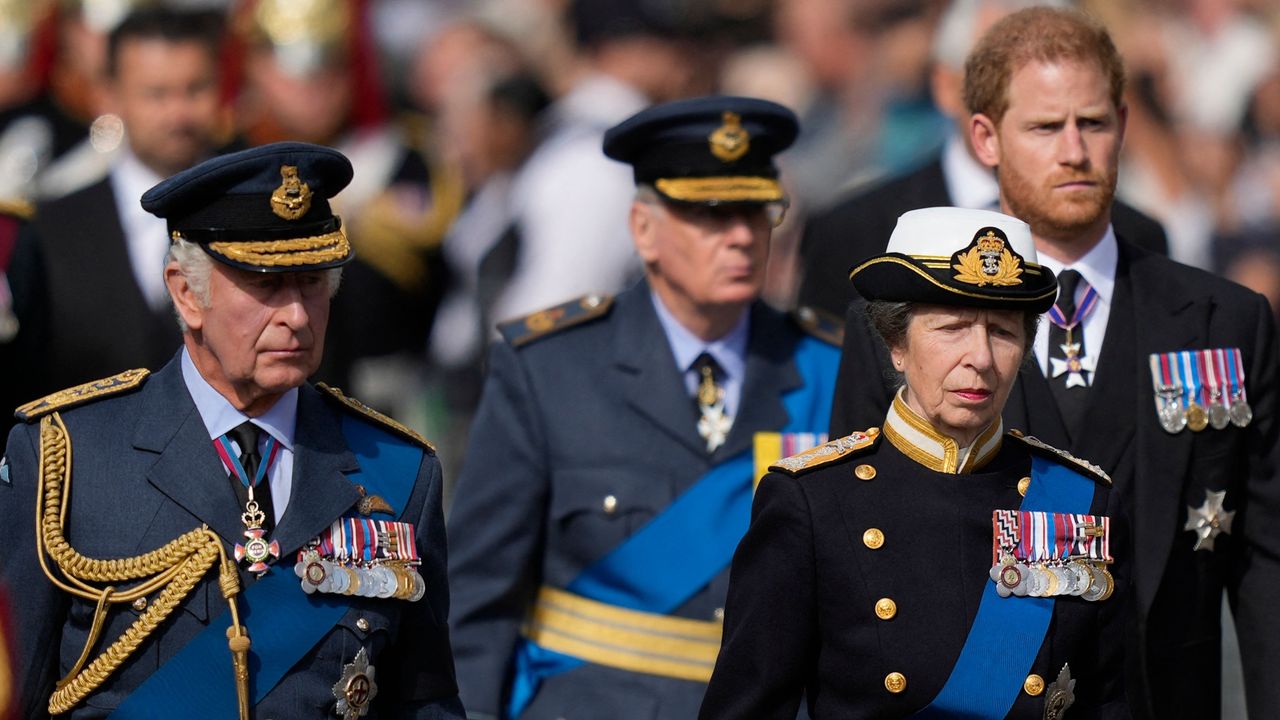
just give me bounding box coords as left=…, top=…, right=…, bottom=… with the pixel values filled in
left=35, top=414, right=250, bottom=718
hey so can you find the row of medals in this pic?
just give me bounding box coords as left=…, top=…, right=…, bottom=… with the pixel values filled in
left=991, top=556, right=1114, bottom=602
left=1157, top=386, right=1252, bottom=434
left=295, top=548, right=426, bottom=602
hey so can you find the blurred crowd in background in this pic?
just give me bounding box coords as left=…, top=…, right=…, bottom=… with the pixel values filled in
left=2, top=0, right=1280, bottom=475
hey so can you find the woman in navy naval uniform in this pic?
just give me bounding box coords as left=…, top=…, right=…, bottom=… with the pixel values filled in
left=701, top=207, right=1130, bottom=719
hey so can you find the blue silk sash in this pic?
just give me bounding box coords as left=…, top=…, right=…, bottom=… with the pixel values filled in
left=110, top=416, right=421, bottom=718
left=507, top=336, right=840, bottom=717
left=911, top=454, right=1096, bottom=719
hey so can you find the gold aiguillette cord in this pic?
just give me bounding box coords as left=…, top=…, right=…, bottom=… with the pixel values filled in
left=35, top=413, right=251, bottom=719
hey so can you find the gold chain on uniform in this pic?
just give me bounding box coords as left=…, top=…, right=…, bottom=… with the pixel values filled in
left=35, top=413, right=252, bottom=719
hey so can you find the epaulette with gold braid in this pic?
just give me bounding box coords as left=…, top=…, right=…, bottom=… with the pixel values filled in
left=792, top=305, right=844, bottom=346
left=498, top=294, right=614, bottom=348
left=770, top=428, right=880, bottom=477
left=317, top=383, right=436, bottom=453
left=14, top=368, right=150, bottom=422
left=1006, top=430, right=1111, bottom=486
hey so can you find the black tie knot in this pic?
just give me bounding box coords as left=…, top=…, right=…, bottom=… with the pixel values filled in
left=228, top=421, right=262, bottom=479
left=1056, top=269, right=1082, bottom=317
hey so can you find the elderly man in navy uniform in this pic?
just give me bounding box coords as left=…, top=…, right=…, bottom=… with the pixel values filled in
left=447, top=96, right=842, bottom=719
left=0, top=142, right=465, bottom=719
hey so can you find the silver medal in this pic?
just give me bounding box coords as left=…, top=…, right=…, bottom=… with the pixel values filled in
left=1230, top=395, right=1253, bottom=427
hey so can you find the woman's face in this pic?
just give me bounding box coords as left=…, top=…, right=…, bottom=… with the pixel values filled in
left=891, top=305, right=1028, bottom=446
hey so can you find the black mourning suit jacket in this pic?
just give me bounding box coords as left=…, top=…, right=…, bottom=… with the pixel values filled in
left=15, top=178, right=181, bottom=396
left=829, top=238, right=1280, bottom=719
left=797, top=157, right=1170, bottom=319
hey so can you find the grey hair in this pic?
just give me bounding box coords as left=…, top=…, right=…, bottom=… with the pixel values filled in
left=864, top=299, right=1041, bottom=386
left=931, top=0, right=1069, bottom=70
left=635, top=183, right=661, bottom=205
left=164, top=236, right=343, bottom=332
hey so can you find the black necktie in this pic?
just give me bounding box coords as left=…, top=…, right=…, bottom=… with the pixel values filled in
left=228, top=421, right=274, bottom=532
left=1048, top=270, right=1090, bottom=434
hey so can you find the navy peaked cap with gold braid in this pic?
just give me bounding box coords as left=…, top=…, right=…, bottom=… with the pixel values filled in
left=603, top=96, right=798, bottom=205
left=141, top=141, right=355, bottom=272
left=850, top=207, right=1058, bottom=313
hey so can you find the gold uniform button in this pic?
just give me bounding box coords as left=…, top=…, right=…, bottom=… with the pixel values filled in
left=132, top=597, right=148, bottom=612
left=884, top=672, right=907, bottom=694
left=356, top=617, right=371, bottom=633
left=1017, top=476, right=1031, bottom=497
left=863, top=528, right=885, bottom=549
left=874, top=598, right=897, bottom=620
left=1024, top=673, right=1045, bottom=696
left=854, top=464, right=877, bottom=481
left=602, top=495, right=618, bottom=514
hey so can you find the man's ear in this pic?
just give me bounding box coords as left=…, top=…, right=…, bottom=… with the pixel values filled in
left=630, top=200, right=659, bottom=263
left=970, top=113, right=1001, bottom=169
left=165, top=261, right=204, bottom=331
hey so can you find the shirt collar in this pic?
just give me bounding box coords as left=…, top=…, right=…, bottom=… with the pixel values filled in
left=180, top=348, right=298, bottom=450
left=110, top=146, right=164, bottom=208
left=883, top=387, right=1003, bottom=474
left=650, top=290, right=749, bottom=382
left=1035, top=225, right=1118, bottom=307
left=941, top=133, right=1000, bottom=211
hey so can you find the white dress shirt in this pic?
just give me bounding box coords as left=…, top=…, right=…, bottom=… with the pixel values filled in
left=109, top=148, right=171, bottom=311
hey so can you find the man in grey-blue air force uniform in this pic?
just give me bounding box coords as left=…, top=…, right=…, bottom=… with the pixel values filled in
left=0, top=142, right=465, bottom=719
left=447, top=96, right=842, bottom=719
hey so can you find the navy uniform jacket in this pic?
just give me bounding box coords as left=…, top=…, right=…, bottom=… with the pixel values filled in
left=447, top=282, right=840, bottom=719
left=0, top=358, right=465, bottom=719
left=829, top=240, right=1280, bottom=719
left=701, top=424, right=1129, bottom=719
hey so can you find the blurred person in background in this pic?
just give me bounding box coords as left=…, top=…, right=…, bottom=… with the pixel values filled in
left=1099, top=0, right=1277, bottom=271
left=483, top=0, right=707, bottom=326
left=10, top=5, right=227, bottom=399
left=0, top=0, right=65, bottom=206
left=234, top=0, right=463, bottom=426
left=34, top=0, right=176, bottom=200
left=797, top=0, right=1168, bottom=321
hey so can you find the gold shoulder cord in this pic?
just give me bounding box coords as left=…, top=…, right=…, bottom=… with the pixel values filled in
left=35, top=413, right=252, bottom=719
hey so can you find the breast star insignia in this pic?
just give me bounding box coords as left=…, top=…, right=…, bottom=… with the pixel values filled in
left=1184, top=489, right=1235, bottom=551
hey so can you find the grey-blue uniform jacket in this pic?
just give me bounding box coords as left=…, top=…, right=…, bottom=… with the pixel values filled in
left=446, top=282, right=841, bottom=719
left=0, top=357, right=465, bottom=719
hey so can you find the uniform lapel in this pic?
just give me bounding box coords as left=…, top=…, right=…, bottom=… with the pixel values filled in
left=714, top=305, right=798, bottom=460
left=1124, top=242, right=1209, bottom=613
left=613, top=286, right=708, bottom=458
left=268, top=385, right=362, bottom=558
left=134, top=361, right=246, bottom=547
left=1070, top=256, right=1137, bottom=477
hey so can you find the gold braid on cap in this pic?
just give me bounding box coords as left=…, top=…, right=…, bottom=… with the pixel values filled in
left=206, top=227, right=350, bottom=268
left=35, top=414, right=252, bottom=719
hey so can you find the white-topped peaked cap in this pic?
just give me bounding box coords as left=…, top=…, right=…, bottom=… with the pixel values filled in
left=850, top=206, right=1057, bottom=312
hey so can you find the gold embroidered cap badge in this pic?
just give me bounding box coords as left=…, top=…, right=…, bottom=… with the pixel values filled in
left=709, top=111, right=750, bottom=163
left=952, top=227, right=1024, bottom=287
left=270, top=165, right=312, bottom=220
